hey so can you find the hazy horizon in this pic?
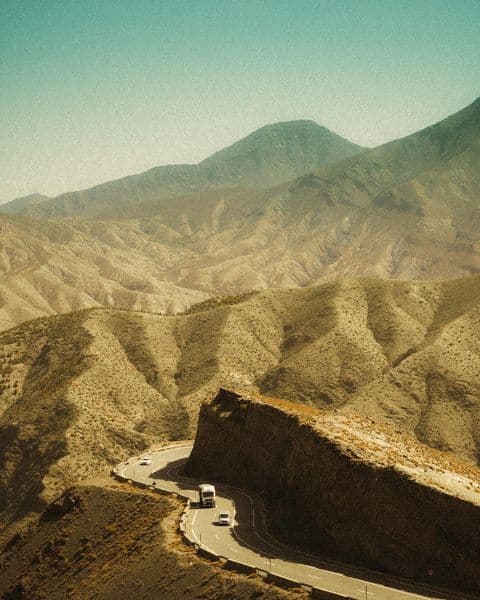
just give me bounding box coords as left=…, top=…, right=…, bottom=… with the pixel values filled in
left=2, top=0, right=479, bottom=203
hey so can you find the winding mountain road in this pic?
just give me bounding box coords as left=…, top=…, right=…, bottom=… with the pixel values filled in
left=116, top=443, right=472, bottom=600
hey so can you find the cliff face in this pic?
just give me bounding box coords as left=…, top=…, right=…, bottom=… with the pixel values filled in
left=187, top=389, right=480, bottom=595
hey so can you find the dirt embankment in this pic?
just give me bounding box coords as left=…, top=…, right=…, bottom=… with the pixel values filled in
left=187, top=389, right=480, bottom=595
left=0, top=479, right=307, bottom=600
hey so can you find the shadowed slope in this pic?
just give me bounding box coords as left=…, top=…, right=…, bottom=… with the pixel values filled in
left=2, top=278, right=480, bottom=528
left=188, top=389, right=480, bottom=595
left=0, top=482, right=303, bottom=600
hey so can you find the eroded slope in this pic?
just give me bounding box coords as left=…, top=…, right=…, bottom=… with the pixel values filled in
left=0, top=214, right=208, bottom=331
left=2, top=277, right=480, bottom=531
left=0, top=480, right=305, bottom=600
left=0, top=99, right=479, bottom=331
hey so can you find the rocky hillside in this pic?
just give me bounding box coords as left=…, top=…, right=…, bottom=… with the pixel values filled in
left=0, top=98, right=479, bottom=331
left=0, top=479, right=305, bottom=600
left=187, top=389, right=480, bottom=595
left=0, top=213, right=209, bottom=331
left=2, top=277, right=480, bottom=530
left=2, top=120, right=363, bottom=218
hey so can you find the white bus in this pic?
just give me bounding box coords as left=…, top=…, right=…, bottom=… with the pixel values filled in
left=198, top=483, right=216, bottom=507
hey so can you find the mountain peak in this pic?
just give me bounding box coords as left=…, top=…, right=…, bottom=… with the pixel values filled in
left=216, top=119, right=339, bottom=146
left=2, top=121, right=364, bottom=217
left=253, top=118, right=325, bottom=131
left=198, top=119, right=364, bottom=188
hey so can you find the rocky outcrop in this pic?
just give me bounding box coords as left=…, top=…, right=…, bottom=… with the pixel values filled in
left=187, top=389, right=480, bottom=595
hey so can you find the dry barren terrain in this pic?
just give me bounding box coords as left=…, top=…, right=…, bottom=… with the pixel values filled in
left=0, top=213, right=209, bottom=331
left=2, top=277, right=480, bottom=534
left=0, top=98, right=479, bottom=331
left=0, top=479, right=306, bottom=600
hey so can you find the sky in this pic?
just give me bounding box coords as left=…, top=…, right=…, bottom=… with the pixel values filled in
left=1, top=1, right=479, bottom=203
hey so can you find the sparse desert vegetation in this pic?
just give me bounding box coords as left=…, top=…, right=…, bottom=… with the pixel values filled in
left=3, top=4, right=479, bottom=598
left=0, top=480, right=306, bottom=600
left=2, top=277, right=480, bottom=539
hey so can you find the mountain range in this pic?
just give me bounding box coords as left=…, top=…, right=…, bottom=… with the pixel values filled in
left=0, top=98, right=479, bottom=333
left=2, top=277, right=480, bottom=527
left=2, top=120, right=364, bottom=218
left=2, top=98, right=480, bottom=599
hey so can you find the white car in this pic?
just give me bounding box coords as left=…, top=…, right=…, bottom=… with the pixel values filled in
left=217, top=511, right=231, bottom=526
left=139, top=457, right=152, bottom=466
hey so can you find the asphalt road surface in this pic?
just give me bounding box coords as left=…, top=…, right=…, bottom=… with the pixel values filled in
left=117, top=443, right=472, bottom=600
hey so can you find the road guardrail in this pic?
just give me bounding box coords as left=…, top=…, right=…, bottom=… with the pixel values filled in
left=112, top=449, right=364, bottom=600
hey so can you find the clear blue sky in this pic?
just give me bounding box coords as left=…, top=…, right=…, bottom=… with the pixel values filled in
left=1, top=0, right=479, bottom=202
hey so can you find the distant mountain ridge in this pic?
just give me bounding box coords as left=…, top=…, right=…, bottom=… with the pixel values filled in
left=1, top=193, right=51, bottom=214
left=2, top=120, right=364, bottom=218
left=197, top=119, right=364, bottom=188
left=0, top=97, right=479, bottom=332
